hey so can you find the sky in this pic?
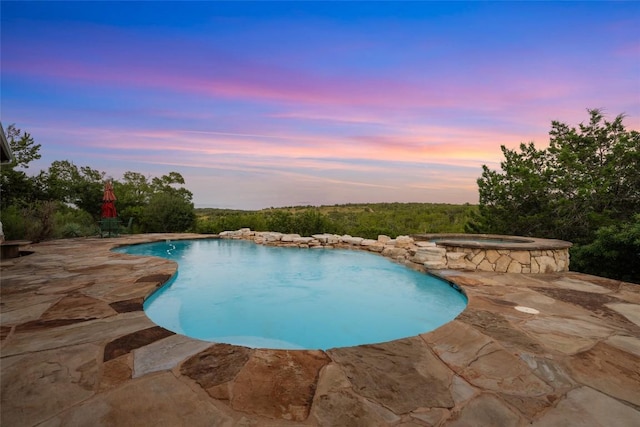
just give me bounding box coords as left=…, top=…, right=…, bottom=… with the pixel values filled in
left=1, top=1, right=639, bottom=210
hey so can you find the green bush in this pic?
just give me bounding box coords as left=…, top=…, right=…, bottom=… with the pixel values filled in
left=3, top=201, right=56, bottom=242
left=570, top=215, right=640, bottom=284
left=60, top=222, right=84, bottom=238
left=141, top=193, right=196, bottom=232
left=266, top=210, right=296, bottom=233
left=54, top=206, right=98, bottom=238
left=0, top=205, right=28, bottom=240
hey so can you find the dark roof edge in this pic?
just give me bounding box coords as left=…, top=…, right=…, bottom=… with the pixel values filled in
left=0, top=122, right=14, bottom=164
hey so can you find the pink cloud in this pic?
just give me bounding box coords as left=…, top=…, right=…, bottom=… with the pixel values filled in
left=28, top=118, right=512, bottom=176
left=4, top=36, right=581, bottom=115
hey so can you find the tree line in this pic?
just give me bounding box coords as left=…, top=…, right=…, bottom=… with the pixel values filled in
left=0, top=124, right=196, bottom=241
left=195, top=203, right=477, bottom=239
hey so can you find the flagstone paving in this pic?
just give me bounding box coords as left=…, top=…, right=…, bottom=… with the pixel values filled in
left=1, top=234, right=639, bottom=426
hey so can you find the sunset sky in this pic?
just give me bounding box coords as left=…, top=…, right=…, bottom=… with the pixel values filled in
left=2, top=1, right=639, bottom=209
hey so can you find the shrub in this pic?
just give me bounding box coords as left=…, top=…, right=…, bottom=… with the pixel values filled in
left=60, top=222, right=84, bottom=238
left=141, top=193, right=196, bottom=232
left=54, top=206, right=98, bottom=238
left=0, top=205, right=28, bottom=240
left=571, top=215, right=640, bottom=284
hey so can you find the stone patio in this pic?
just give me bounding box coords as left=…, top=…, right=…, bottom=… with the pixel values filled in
left=1, top=234, right=639, bottom=426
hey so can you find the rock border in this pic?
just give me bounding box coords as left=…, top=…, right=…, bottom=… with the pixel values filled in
left=219, top=229, right=572, bottom=273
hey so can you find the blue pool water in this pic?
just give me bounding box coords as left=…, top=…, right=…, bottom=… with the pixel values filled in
left=115, top=239, right=467, bottom=350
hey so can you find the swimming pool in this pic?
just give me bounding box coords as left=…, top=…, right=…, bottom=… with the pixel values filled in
left=115, top=239, right=467, bottom=350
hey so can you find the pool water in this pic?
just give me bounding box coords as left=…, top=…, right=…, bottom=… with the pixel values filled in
left=115, top=239, right=467, bottom=350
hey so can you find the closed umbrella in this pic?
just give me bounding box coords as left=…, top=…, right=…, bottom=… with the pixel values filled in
left=100, top=181, right=118, bottom=236
left=101, top=181, right=117, bottom=218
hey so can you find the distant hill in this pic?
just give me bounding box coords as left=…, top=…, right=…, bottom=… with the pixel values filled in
left=195, top=202, right=478, bottom=239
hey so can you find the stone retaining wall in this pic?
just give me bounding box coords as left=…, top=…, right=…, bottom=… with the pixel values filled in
left=429, top=246, right=570, bottom=273
left=219, top=229, right=571, bottom=273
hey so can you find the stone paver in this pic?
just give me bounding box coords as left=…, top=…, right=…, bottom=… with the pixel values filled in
left=230, top=349, right=330, bottom=421
left=530, top=386, right=640, bottom=427
left=42, top=372, right=234, bottom=427
left=1, top=342, right=101, bottom=427
left=566, top=342, right=640, bottom=407
left=133, top=334, right=212, bottom=378
left=328, top=337, right=455, bottom=413
left=445, top=393, right=524, bottom=426
left=1, top=234, right=639, bottom=426
left=606, top=302, right=640, bottom=327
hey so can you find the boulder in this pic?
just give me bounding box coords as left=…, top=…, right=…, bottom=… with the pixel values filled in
left=341, top=236, right=364, bottom=245
left=312, top=234, right=340, bottom=244
left=424, top=260, right=447, bottom=269
left=395, top=236, right=414, bottom=248
left=446, top=252, right=468, bottom=269
left=264, top=232, right=283, bottom=242
left=382, top=247, right=408, bottom=260
left=292, top=237, right=315, bottom=244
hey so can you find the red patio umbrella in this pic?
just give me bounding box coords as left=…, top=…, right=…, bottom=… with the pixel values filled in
left=101, top=181, right=117, bottom=218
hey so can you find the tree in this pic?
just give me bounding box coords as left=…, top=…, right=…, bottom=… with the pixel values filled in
left=469, top=109, right=640, bottom=245
left=117, top=172, right=151, bottom=205
left=0, top=125, right=43, bottom=208
left=138, top=172, right=196, bottom=232
left=4, top=124, right=41, bottom=168
left=39, top=160, right=105, bottom=217
left=114, top=171, right=152, bottom=227
left=150, top=171, right=193, bottom=202
left=142, top=192, right=196, bottom=232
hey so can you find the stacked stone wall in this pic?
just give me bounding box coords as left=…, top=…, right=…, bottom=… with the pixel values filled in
left=218, top=229, right=570, bottom=273
left=441, top=246, right=570, bottom=273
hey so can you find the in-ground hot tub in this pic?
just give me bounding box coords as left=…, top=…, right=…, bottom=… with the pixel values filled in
left=411, top=233, right=572, bottom=273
